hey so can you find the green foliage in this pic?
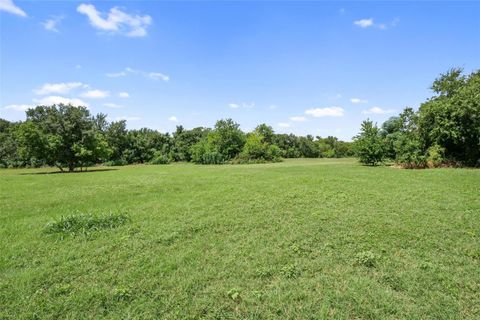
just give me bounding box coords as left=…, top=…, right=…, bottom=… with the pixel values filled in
left=236, top=132, right=282, bottom=163
left=356, top=68, right=479, bottom=168
left=149, top=151, right=171, bottom=165
left=418, top=69, right=480, bottom=166
left=209, top=118, right=246, bottom=160
left=426, top=144, right=445, bottom=168
left=171, top=125, right=209, bottom=161
left=353, top=120, right=385, bottom=166
left=16, top=104, right=111, bottom=171
left=104, top=158, right=128, bottom=166
left=255, top=123, right=274, bottom=144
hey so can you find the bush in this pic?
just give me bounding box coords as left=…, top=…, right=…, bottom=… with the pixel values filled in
left=426, top=144, right=445, bottom=168
left=104, top=158, right=128, bottom=166
left=201, top=151, right=224, bottom=164
left=190, top=140, right=225, bottom=164
left=394, top=134, right=427, bottom=168
left=353, top=120, right=385, bottom=166
left=150, top=151, right=171, bottom=165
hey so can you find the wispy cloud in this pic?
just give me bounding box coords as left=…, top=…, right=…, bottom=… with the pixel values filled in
left=103, top=103, right=124, bottom=109
left=354, top=18, right=374, bottom=28
left=278, top=123, right=290, bottom=128
left=34, top=82, right=87, bottom=95
left=33, top=96, right=90, bottom=108
left=290, top=116, right=307, bottom=122
left=80, top=89, right=110, bottom=99
left=0, top=0, right=27, bottom=17
left=3, top=104, right=34, bottom=111
left=269, top=104, right=278, bottom=110
left=354, top=18, right=400, bottom=30
left=168, top=116, right=178, bottom=122
left=106, top=68, right=169, bottom=82
left=362, top=107, right=395, bottom=114
left=148, top=72, right=170, bottom=81
left=118, top=92, right=130, bottom=98
left=77, top=4, right=152, bottom=37
left=229, top=102, right=255, bottom=109
left=106, top=71, right=127, bottom=78
left=350, top=98, right=368, bottom=104
left=42, top=16, right=64, bottom=33
left=305, top=107, right=344, bottom=117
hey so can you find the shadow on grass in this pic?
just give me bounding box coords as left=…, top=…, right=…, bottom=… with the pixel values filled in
left=20, top=168, right=119, bottom=175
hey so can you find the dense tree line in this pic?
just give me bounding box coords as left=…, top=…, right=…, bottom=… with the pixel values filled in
left=0, top=106, right=353, bottom=170
left=354, top=68, right=480, bottom=167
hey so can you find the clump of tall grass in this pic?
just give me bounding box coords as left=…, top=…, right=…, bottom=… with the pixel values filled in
left=44, top=212, right=130, bottom=236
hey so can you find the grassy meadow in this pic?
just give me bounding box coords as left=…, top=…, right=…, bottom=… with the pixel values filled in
left=0, top=158, right=479, bottom=319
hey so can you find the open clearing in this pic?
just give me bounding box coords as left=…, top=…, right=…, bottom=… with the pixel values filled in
left=0, top=159, right=479, bottom=319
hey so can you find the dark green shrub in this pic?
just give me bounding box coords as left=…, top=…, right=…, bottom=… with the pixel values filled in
left=104, top=158, right=128, bottom=166
left=150, top=151, right=171, bottom=165
left=353, top=120, right=385, bottom=166
left=394, top=134, right=427, bottom=168
left=201, top=151, right=224, bottom=164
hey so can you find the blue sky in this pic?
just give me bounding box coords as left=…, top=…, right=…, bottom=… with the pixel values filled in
left=1, top=1, right=479, bottom=141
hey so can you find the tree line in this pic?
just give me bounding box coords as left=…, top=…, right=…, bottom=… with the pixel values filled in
left=1, top=68, right=477, bottom=171
left=0, top=108, right=354, bottom=171
left=354, top=68, right=479, bottom=167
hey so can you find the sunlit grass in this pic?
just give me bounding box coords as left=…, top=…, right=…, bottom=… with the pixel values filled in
left=0, top=159, right=478, bottom=319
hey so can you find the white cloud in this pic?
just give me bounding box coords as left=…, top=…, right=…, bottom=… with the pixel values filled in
left=0, top=0, right=27, bottom=17
left=75, top=65, right=82, bottom=69
left=305, top=107, right=344, bottom=117
left=34, top=82, right=86, bottom=95
left=278, top=123, right=291, bottom=128
left=42, top=16, right=63, bottom=33
left=229, top=102, right=255, bottom=109
left=290, top=116, right=307, bottom=122
left=168, top=116, right=178, bottom=122
left=269, top=104, right=278, bottom=110
left=362, top=107, right=395, bottom=114
left=106, top=68, right=169, bottom=81
left=103, top=103, right=124, bottom=109
left=106, top=71, right=127, bottom=78
left=33, top=96, right=90, bottom=108
left=148, top=72, right=169, bottom=81
left=354, top=18, right=374, bottom=28
left=354, top=18, right=399, bottom=30
left=115, top=116, right=141, bottom=121
left=3, top=104, right=34, bottom=111
left=118, top=92, right=130, bottom=98
left=80, top=89, right=110, bottom=99
left=350, top=98, right=368, bottom=104
left=77, top=4, right=152, bottom=37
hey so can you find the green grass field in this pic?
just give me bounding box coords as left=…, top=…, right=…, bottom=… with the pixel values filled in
left=1, top=159, right=479, bottom=319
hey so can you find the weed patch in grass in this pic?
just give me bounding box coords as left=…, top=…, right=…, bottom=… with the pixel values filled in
left=43, top=212, right=130, bottom=237
left=354, top=250, right=378, bottom=268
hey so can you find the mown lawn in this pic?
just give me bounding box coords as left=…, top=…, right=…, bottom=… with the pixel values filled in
left=0, top=158, right=479, bottom=319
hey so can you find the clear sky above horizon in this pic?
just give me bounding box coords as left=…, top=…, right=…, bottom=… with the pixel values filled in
left=1, top=0, right=479, bottom=141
